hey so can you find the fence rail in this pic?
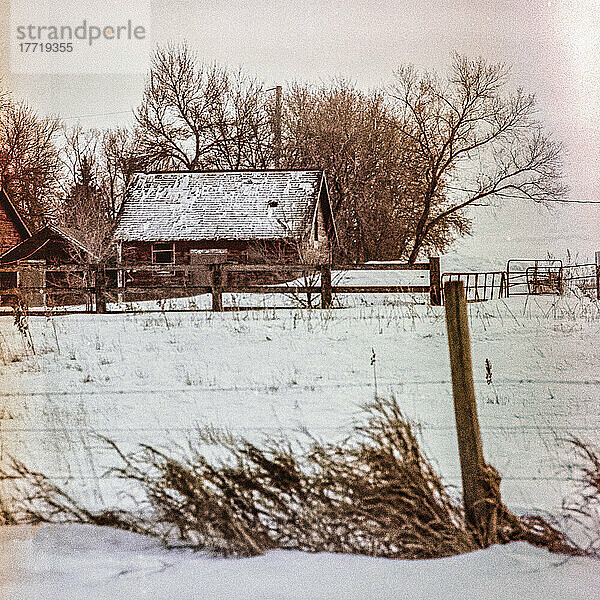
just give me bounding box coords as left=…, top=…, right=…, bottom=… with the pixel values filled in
left=5, top=256, right=597, bottom=313
left=0, top=257, right=442, bottom=313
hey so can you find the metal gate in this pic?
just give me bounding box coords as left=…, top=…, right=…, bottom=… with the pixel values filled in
left=506, top=259, right=563, bottom=296
left=441, top=272, right=508, bottom=302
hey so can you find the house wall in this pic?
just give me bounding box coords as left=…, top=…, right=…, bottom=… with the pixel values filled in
left=23, top=241, right=80, bottom=265
left=299, top=199, right=331, bottom=264
left=316, top=200, right=328, bottom=242
left=121, top=240, right=300, bottom=265
left=119, top=240, right=303, bottom=290
left=0, top=237, right=85, bottom=265
left=0, top=204, right=27, bottom=256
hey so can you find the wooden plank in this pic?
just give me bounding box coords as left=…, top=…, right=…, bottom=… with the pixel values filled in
left=225, top=263, right=429, bottom=272
left=94, top=266, right=107, bottom=314
left=0, top=284, right=432, bottom=295
left=0, top=262, right=431, bottom=273
left=112, top=262, right=431, bottom=273
left=333, top=285, right=429, bottom=294
left=211, top=264, right=224, bottom=312
left=333, top=263, right=430, bottom=271
left=0, top=287, right=96, bottom=294
left=223, top=264, right=315, bottom=273
left=224, top=285, right=430, bottom=294
left=0, top=265, right=93, bottom=273
left=113, top=263, right=313, bottom=273
left=110, top=286, right=212, bottom=294
left=113, top=264, right=199, bottom=273
left=429, top=257, right=441, bottom=305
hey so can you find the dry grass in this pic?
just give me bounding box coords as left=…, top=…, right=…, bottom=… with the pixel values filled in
left=561, top=436, right=600, bottom=556
left=0, top=397, right=595, bottom=559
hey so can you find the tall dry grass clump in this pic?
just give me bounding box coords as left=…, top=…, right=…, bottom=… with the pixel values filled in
left=561, top=436, right=600, bottom=556
left=0, top=397, right=594, bottom=559
left=0, top=398, right=477, bottom=557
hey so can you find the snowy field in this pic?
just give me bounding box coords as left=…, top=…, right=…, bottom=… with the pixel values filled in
left=1, top=290, right=599, bottom=597
left=1, top=525, right=599, bottom=600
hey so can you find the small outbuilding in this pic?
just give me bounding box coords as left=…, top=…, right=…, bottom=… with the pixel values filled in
left=0, top=224, right=97, bottom=306
left=0, top=224, right=96, bottom=265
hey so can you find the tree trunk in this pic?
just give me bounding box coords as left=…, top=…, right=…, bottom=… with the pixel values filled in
left=408, top=187, right=433, bottom=264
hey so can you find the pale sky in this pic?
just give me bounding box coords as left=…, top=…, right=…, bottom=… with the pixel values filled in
left=1, top=0, right=599, bottom=267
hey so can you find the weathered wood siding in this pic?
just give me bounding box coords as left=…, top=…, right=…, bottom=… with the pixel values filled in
left=121, top=240, right=300, bottom=265
left=120, top=240, right=304, bottom=288
left=0, top=203, right=27, bottom=256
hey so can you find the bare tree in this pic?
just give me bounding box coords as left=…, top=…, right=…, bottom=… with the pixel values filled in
left=100, top=128, right=137, bottom=220
left=59, top=127, right=114, bottom=259
left=0, top=98, right=62, bottom=227
left=134, top=44, right=278, bottom=171
left=283, top=82, right=450, bottom=262
left=391, top=54, right=566, bottom=263
left=206, top=70, right=277, bottom=169
left=134, top=44, right=226, bottom=170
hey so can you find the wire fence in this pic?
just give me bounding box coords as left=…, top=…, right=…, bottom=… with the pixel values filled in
left=441, top=259, right=600, bottom=302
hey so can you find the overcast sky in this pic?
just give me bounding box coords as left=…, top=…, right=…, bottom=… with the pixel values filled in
left=1, top=0, right=599, bottom=267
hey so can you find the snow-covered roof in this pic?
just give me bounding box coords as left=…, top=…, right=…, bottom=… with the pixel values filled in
left=114, top=170, right=325, bottom=242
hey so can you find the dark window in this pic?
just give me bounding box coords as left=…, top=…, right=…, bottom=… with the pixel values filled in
left=0, top=271, right=17, bottom=290
left=152, top=242, right=175, bottom=264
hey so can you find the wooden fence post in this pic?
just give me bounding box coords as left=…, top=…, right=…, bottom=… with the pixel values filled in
left=116, top=266, right=124, bottom=304
left=94, top=265, right=107, bottom=314
left=211, top=264, right=224, bottom=312
left=444, top=280, right=501, bottom=545
left=320, top=264, right=333, bottom=309
left=429, top=256, right=441, bottom=306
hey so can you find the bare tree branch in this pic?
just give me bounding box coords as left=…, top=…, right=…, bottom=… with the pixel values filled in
left=390, top=54, right=566, bottom=262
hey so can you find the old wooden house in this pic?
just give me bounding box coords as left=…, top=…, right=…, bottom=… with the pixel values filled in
left=113, top=170, right=337, bottom=267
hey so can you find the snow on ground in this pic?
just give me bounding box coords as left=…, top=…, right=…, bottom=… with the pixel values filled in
left=1, top=287, right=599, bottom=597
left=1, top=293, right=599, bottom=513
left=1, top=525, right=599, bottom=600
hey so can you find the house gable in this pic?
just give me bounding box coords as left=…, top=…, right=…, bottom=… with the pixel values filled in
left=0, top=188, right=31, bottom=256
left=312, top=175, right=337, bottom=245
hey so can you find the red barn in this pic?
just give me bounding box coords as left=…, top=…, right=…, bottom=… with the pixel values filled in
left=0, top=187, right=31, bottom=257
left=113, top=170, right=337, bottom=267
left=0, top=224, right=96, bottom=265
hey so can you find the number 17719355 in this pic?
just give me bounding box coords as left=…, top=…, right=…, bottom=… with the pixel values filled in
left=19, top=42, right=73, bottom=52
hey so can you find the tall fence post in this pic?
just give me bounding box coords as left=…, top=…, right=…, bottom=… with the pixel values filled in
left=211, top=263, right=224, bottom=312
left=320, top=264, right=333, bottom=309
left=595, top=252, right=600, bottom=300
left=444, top=280, right=502, bottom=545
left=94, top=264, right=107, bottom=314
left=429, top=256, right=441, bottom=306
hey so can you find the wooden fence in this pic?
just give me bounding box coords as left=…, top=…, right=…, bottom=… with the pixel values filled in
left=0, top=257, right=442, bottom=313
